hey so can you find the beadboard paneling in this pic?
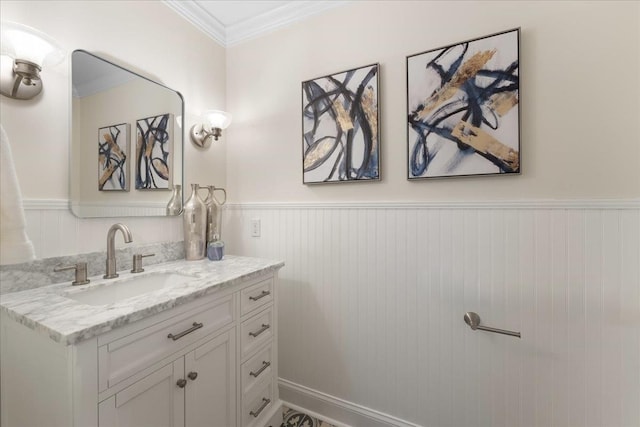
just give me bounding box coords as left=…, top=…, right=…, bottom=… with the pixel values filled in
left=22, top=200, right=182, bottom=259
left=224, top=203, right=640, bottom=427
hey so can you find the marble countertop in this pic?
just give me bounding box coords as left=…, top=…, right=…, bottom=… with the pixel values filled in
left=0, top=255, right=284, bottom=346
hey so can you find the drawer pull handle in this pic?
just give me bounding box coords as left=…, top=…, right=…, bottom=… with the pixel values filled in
left=249, top=323, right=270, bottom=338
left=187, top=371, right=198, bottom=381
left=167, top=322, right=203, bottom=341
left=249, top=361, right=271, bottom=378
left=176, top=379, right=187, bottom=388
left=249, top=290, right=271, bottom=301
left=250, top=397, right=271, bottom=418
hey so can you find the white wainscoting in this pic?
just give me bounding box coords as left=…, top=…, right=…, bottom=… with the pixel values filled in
left=22, top=200, right=182, bottom=259
left=224, top=201, right=640, bottom=427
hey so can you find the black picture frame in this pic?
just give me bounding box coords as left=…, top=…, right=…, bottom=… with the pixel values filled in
left=406, top=28, right=521, bottom=180
left=302, top=63, right=380, bottom=184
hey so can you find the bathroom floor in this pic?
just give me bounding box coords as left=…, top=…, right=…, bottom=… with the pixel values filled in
left=281, top=406, right=337, bottom=427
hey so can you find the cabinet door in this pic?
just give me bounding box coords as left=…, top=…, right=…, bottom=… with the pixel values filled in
left=185, top=329, right=236, bottom=427
left=98, top=358, right=185, bottom=427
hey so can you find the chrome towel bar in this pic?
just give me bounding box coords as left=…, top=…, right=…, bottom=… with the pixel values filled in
left=464, top=312, right=521, bottom=338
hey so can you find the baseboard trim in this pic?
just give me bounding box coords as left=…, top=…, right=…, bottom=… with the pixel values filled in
left=279, top=378, right=422, bottom=427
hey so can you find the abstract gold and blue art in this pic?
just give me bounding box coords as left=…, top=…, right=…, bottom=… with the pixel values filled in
left=136, top=113, right=173, bottom=190
left=98, top=123, right=130, bottom=191
left=407, top=28, right=520, bottom=179
left=302, top=63, right=379, bottom=184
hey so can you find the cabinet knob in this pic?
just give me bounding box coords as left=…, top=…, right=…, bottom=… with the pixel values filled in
left=187, top=371, right=198, bottom=381
left=176, top=378, right=187, bottom=388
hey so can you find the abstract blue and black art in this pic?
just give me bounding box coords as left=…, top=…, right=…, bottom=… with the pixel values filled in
left=407, top=28, right=520, bottom=179
left=136, top=113, right=173, bottom=190
left=302, top=63, right=379, bottom=184
left=98, top=123, right=130, bottom=191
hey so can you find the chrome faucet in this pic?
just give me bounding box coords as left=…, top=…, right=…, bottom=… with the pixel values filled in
left=104, top=223, right=133, bottom=279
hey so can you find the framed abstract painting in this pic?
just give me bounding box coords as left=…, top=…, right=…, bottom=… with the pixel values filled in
left=302, top=63, right=380, bottom=184
left=407, top=28, right=520, bottom=179
left=98, top=123, right=130, bottom=191
left=136, top=113, right=173, bottom=190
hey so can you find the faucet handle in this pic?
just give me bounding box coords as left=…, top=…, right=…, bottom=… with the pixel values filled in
left=54, top=262, right=90, bottom=286
left=131, top=253, right=155, bottom=273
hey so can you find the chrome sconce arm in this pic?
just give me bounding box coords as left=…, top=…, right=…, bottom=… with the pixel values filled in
left=190, top=123, right=222, bottom=148
left=189, top=109, right=232, bottom=149
left=0, top=58, right=42, bottom=99
left=0, top=21, right=64, bottom=100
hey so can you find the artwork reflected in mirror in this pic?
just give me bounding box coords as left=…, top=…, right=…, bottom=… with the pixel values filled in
left=98, top=123, right=130, bottom=191
left=136, top=114, right=173, bottom=190
left=71, top=50, right=184, bottom=218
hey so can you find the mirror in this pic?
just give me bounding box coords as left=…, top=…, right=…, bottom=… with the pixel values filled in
left=70, top=50, right=184, bottom=217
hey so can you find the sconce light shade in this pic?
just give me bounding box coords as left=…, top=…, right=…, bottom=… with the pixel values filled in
left=203, top=110, right=232, bottom=130
left=0, top=21, right=64, bottom=100
left=190, top=110, right=232, bottom=149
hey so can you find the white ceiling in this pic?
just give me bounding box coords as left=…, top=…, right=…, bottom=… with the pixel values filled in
left=162, top=0, right=349, bottom=47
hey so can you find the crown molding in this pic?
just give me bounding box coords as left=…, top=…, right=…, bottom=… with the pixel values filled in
left=162, top=0, right=226, bottom=46
left=225, top=1, right=350, bottom=46
left=162, top=1, right=349, bottom=47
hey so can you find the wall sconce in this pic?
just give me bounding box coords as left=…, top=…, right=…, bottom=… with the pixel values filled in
left=190, top=110, right=232, bottom=149
left=0, top=21, right=64, bottom=100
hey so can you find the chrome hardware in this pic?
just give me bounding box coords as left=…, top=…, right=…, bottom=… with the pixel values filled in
left=249, top=361, right=271, bottom=378
left=53, top=262, right=90, bottom=286
left=131, top=253, right=155, bottom=273
left=464, top=312, right=521, bottom=338
left=187, top=371, right=198, bottom=381
left=176, top=378, right=187, bottom=388
left=249, top=324, right=270, bottom=338
left=167, top=322, right=203, bottom=341
left=104, top=223, right=133, bottom=279
left=212, top=187, right=227, bottom=205
left=249, top=290, right=270, bottom=301
left=249, top=397, right=270, bottom=418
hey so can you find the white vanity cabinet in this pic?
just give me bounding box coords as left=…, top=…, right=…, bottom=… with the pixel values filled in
left=0, top=264, right=281, bottom=427
left=239, top=277, right=276, bottom=427
left=98, top=328, right=236, bottom=427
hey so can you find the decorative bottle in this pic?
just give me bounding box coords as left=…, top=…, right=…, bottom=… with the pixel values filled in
left=166, top=184, right=182, bottom=216
left=182, top=184, right=206, bottom=260
left=201, top=185, right=216, bottom=244
left=212, top=187, right=227, bottom=241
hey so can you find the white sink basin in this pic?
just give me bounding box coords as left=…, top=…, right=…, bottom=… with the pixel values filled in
left=65, top=272, right=198, bottom=306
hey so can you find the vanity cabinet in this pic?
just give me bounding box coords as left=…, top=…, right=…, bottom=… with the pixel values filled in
left=0, top=267, right=281, bottom=427
left=98, top=329, right=235, bottom=427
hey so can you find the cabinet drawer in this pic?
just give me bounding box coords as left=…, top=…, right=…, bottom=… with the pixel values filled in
left=241, top=344, right=272, bottom=396
left=240, top=278, right=273, bottom=317
left=240, top=307, right=273, bottom=359
left=99, top=295, right=233, bottom=392
left=242, top=379, right=273, bottom=427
